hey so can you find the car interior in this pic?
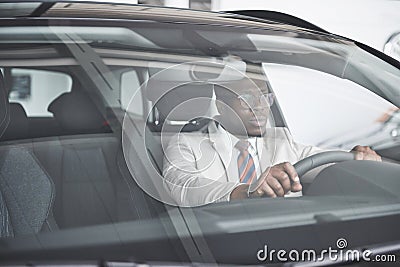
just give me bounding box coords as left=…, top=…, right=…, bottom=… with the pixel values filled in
left=0, top=19, right=400, bottom=265
left=0, top=39, right=319, bottom=237
left=1, top=48, right=399, bottom=234
left=0, top=67, right=170, bottom=237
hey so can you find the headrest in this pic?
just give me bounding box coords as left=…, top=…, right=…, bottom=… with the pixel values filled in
left=0, top=103, right=28, bottom=141
left=146, top=59, right=246, bottom=122
left=0, top=71, right=10, bottom=138
left=152, top=83, right=214, bottom=122
left=9, top=103, right=27, bottom=118
left=48, top=90, right=107, bottom=133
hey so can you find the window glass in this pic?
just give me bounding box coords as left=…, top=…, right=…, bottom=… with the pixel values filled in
left=264, top=63, right=398, bottom=150
left=0, top=20, right=399, bottom=266
left=121, top=70, right=143, bottom=116
left=0, top=2, right=41, bottom=17
left=9, top=68, right=72, bottom=117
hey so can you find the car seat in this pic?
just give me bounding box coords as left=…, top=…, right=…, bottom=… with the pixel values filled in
left=0, top=103, right=29, bottom=141
left=0, top=71, right=57, bottom=238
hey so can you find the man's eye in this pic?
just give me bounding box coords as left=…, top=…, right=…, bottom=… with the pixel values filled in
left=262, top=93, right=274, bottom=105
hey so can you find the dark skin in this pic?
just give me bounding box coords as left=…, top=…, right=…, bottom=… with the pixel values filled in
left=216, top=81, right=270, bottom=137
left=215, top=81, right=382, bottom=200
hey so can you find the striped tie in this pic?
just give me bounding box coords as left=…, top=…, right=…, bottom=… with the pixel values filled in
left=235, top=140, right=257, bottom=184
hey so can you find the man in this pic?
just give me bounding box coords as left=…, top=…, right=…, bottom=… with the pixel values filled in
left=162, top=75, right=381, bottom=207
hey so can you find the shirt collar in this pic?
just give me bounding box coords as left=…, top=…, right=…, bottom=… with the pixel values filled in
left=216, top=123, right=257, bottom=152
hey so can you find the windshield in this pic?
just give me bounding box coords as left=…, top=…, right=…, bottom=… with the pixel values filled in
left=0, top=15, right=399, bottom=265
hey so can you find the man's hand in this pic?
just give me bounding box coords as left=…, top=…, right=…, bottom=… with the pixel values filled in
left=250, top=162, right=302, bottom=198
left=230, top=162, right=301, bottom=200
left=351, top=145, right=382, bottom=161
left=230, top=146, right=381, bottom=201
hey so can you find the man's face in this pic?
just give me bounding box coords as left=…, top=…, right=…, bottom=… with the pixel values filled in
left=217, top=79, right=271, bottom=137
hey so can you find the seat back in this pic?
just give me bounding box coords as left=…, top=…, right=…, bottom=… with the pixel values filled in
left=35, top=88, right=161, bottom=228
left=0, top=71, right=56, bottom=238
left=48, top=90, right=111, bottom=135
left=0, top=103, right=28, bottom=141
left=0, top=71, right=9, bottom=138
left=0, top=147, right=56, bottom=236
left=144, top=62, right=222, bottom=172
left=0, top=179, right=12, bottom=238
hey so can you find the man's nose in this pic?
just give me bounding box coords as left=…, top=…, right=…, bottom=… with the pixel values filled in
left=252, top=108, right=269, bottom=118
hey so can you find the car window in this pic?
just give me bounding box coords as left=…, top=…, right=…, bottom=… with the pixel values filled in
left=9, top=68, right=72, bottom=117
left=1, top=24, right=399, bottom=217
left=264, top=63, right=398, bottom=150
left=121, top=70, right=144, bottom=117
left=0, top=11, right=399, bottom=265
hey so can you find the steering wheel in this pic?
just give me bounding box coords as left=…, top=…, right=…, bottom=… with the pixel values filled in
left=293, top=151, right=356, bottom=178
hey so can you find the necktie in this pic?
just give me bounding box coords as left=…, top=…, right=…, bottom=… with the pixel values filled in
left=235, top=140, right=257, bottom=184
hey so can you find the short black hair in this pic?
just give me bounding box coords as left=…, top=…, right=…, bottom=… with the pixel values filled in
left=213, top=84, right=239, bottom=104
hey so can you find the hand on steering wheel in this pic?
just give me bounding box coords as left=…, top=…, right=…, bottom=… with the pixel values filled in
left=247, top=152, right=355, bottom=198
left=251, top=148, right=381, bottom=198
left=231, top=148, right=381, bottom=200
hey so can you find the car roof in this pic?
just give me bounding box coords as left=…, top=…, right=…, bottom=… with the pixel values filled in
left=0, top=0, right=334, bottom=35
left=227, top=10, right=330, bottom=33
